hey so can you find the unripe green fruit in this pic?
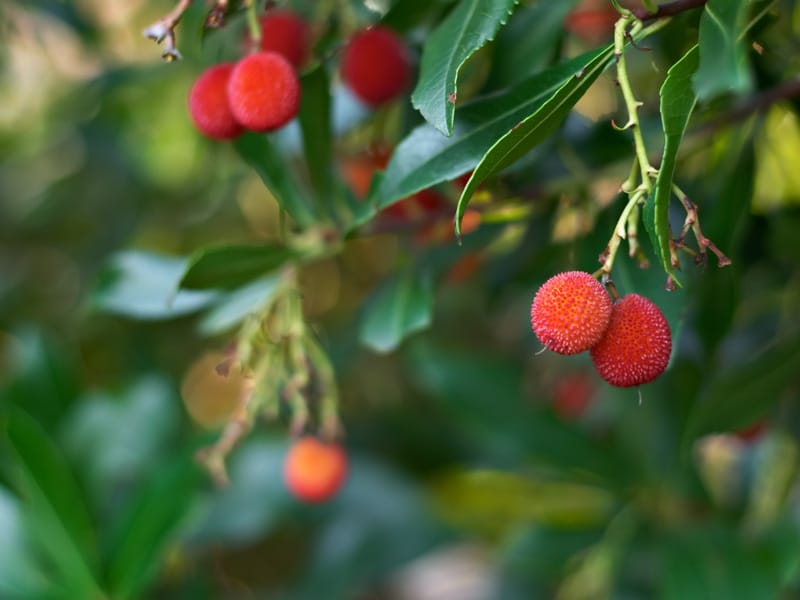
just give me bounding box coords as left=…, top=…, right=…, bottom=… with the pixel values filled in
left=530, top=271, right=612, bottom=355
left=180, top=352, right=249, bottom=428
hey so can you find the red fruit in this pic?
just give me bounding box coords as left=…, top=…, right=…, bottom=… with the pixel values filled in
left=564, top=0, right=619, bottom=44
left=252, top=9, right=310, bottom=69
left=188, top=63, right=244, bottom=140
left=590, top=293, right=672, bottom=387
left=227, top=52, right=301, bottom=132
left=341, top=26, right=411, bottom=106
left=553, top=373, right=595, bottom=420
left=734, top=421, right=767, bottom=443
left=284, top=437, right=348, bottom=503
left=530, top=271, right=612, bottom=355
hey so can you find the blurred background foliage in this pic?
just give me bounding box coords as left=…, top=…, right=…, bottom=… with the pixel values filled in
left=1, top=0, right=800, bottom=598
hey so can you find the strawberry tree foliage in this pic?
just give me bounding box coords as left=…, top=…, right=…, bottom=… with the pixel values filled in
left=2, top=0, right=800, bottom=598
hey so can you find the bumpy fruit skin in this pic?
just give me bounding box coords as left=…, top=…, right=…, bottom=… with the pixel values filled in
left=188, top=63, right=244, bottom=140
left=255, top=10, right=309, bottom=68
left=227, top=52, right=301, bottom=132
left=340, top=26, right=411, bottom=106
left=284, top=437, right=348, bottom=503
left=590, top=293, right=672, bottom=387
left=530, top=271, right=612, bottom=355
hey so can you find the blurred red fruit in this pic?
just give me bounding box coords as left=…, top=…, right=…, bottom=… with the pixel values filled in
left=340, top=145, right=392, bottom=197
left=341, top=26, right=411, bottom=106
left=284, top=437, right=348, bottom=503
left=188, top=63, right=244, bottom=140
left=227, top=52, right=301, bottom=132
left=553, top=373, right=595, bottom=420
left=590, top=293, right=672, bottom=387
left=249, top=9, right=310, bottom=69
left=565, top=0, right=620, bottom=44
left=734, top=421, right=767, bottom=444
left=530, top=271, right=612, bottom=355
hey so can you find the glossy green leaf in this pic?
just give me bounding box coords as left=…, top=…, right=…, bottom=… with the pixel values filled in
left=455, top=42, right=614, bottom=236
left=198, top=273, right=283, bottom=335
left=107, top=454, right=201, bottom=600
left=179, top=243, right=296, bottom=290
left=92, top=251, right=218, bottom=319
left=359, top=269, right=434, bottom=354
left=489, top=0, right=581, bottom=88
left=373, top=48, right=608, bottom=219
left=4, top=409, right=102, bottom=598
left=412, top=0, right=518, bottom=136
left=645, top=45, right=699, bottom=283
left=692, top=0, right=752, bottom=101
left=233, top=132, right=316, bottom=227
left=298, top=65, right=333, bottom=204
left=685, top=336, right=800, bottom=440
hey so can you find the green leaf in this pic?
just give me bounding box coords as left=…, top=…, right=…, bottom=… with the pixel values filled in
left=179, top=243, right=296, bottom=290
left=359, top=269, right=434, bottom=354
left=455, top=42, right=615, bottom=236
left=298, top=65, right=333, bottom=204
left=411, top=0, right=518, bottom=136
left=233, top=132, right=317, bottom=227
left=374, top=48, right=608, bottom=217
left=692, top=0, right=752, bottom=101
left=0, top=328, right=79, bottom=429
left=645, top=44, right=699, bottom=283
left=92, top=251, right=218, bottom=320
left=4, top=409, right=102, bottom=598
left=198, top=274, right=283, bottom=335
left=489, top=0, right=582, bottom=88
left=60, top=376, right=181, bottom=509
left=107, top=454, right=201, bottom=600
left=662, top=525, right=785, bottom=600
left=0, top=486, right=51, bottom=599
left=685, top=336, right=800, bottom=440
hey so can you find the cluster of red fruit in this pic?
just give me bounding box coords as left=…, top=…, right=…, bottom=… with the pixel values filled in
left=530, top=271, right=672, bottom=388
left=188, top=10, right=412, bottom=140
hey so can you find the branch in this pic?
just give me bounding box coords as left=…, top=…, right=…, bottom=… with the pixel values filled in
left=693, top=79, right=800, bottom=134
left=632, top=0, right=708, bottom=22
left=142, top=0, right=193, bottom=61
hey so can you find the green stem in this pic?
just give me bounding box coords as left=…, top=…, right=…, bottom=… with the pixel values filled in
left=596, top=189, right=646, bottom=277
left=245, top=0, right=261, bottom=47
left=614, top=18, right=654, bottom=193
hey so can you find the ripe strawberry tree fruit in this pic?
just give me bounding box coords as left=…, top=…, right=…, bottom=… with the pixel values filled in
left=340, top=25, right=411, bottom=106
left=188, top=63, right=244, bottom=140
left=283, top=437, right=348, bottom=503
left=227, top=52, right=301, bottom=132
left=530, top=271, right=612, bottom=355
left=590, top=293, right=672, bottom=388
left=250, top=9, right=310, bottom=69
